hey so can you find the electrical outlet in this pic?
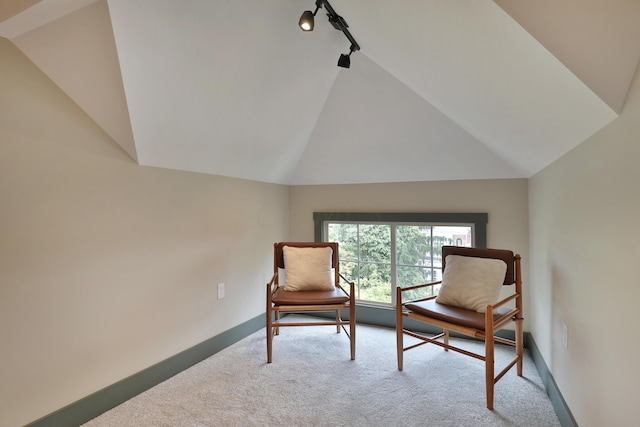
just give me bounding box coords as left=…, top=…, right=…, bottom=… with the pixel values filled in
left=562, top=323, right=568, bottom=349
left=217, top=282, right=225, bottom=299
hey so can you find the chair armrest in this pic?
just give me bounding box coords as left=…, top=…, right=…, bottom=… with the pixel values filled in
left=338, top=272, right=354, bottom=285
left=397, top=281, right=442, bottom=305
left=491, top=291, right=519, bottom=310
left=337, top=272, right=355, bottom=297
left=267, top=272, right=278, bottom=293
left=487, top=292, right=521, bottom=328
left=399, top=280, right=442, bottom=293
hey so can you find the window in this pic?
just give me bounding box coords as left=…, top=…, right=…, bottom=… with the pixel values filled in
left=314, top=212, right=487, bottom=307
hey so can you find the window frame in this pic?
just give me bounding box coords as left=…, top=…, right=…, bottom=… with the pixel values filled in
left=313, top=212, right=488, bottom=307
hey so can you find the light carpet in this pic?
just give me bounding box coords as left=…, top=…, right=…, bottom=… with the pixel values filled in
left=83, top=316, right=561, bottom=426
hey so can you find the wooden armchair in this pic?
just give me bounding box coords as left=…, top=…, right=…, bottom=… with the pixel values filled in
left=396, top=246, right=523, bottom=409
left=266, top=242, right=355, bottom=363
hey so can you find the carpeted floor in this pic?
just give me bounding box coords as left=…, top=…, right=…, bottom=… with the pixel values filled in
left=83, top=316, right=561, bottom=426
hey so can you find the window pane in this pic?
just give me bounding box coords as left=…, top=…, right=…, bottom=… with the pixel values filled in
left=358, top=262, right=391, bottom=303
left=359, top=224, right=390, bottom=263
left=396, top=225, right=431, bottom=266
left=403, top=283, right=438, bottom=301
left=433, top=268, right=443, bottom=283
left=432, top=226, right=472, bottom=267
left=397, top=265, right=431, bottom=288
left=328, top=223, right=358, bottom=261
left=338, top=260, right=357, bottom=285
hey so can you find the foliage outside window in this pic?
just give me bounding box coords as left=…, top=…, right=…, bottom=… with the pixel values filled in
left=314, top=213, right=487, bottom=307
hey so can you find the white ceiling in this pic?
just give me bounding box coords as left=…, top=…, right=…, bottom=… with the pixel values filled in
left=1, top=0, right=639, bottom=185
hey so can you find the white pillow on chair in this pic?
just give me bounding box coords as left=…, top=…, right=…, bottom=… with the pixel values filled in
left=283, top=246, right=335, bottom=291
left=436, top=254, right=507, bottom=313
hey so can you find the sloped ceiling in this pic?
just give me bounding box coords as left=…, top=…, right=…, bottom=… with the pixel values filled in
left=1, top=0, right=638, bottom=185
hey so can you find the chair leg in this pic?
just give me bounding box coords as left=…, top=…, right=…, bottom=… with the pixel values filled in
left=444, top=329, right=449, bottom=351
left=516, top=316, right=524, bottom=376
left=350, top=305, right=356, bottom=360
left=395, top=296, right=403, bottom=371
left=266, top=308, right=273, bottom=364
left=336, top=309, right=341, bottom=333
left=485, top=310, right=495, bottom=410
left=485, top=337, right=495, bottom=410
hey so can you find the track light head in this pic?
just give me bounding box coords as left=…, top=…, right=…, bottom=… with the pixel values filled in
left=299, top=2, right=322, bottom=31
left=338, top=44, right=357, bottom=68
left=299, top=10, right=315, bottom=31
left=337, top=52, right=351, bottom=68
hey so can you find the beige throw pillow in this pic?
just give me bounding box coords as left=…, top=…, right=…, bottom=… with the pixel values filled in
left=436, top=254, right=507, bottom=313
left=283, top=246, right=334, bottom=291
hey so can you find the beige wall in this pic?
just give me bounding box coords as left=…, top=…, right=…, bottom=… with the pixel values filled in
left=0, top=39, right=288, bottom=427
left=289, top=178, right=530, bottom=325
left=529, top=62, right=640, bottom=425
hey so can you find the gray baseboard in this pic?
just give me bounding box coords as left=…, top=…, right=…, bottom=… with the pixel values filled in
left=527, top=336, right=578, bottom=427
left=26, top=314, right=265, bottom=427
left=26, top=307, right=577, bottom=427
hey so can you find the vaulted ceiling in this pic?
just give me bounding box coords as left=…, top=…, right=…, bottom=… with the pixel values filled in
left=1, top=0, right=639, bottom=185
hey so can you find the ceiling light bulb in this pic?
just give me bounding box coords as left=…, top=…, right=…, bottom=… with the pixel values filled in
left=299, top=10, right=315, bottom=31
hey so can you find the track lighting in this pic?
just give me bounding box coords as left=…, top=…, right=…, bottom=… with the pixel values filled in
left=298, top=0, right=360, bottom=68
left=338, top=47, right=355, bottom=68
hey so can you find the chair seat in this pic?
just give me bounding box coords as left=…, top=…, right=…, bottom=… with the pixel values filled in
left=405, top=299, right=511, bottom=331
left=272, top=286, right=350, bottom=305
